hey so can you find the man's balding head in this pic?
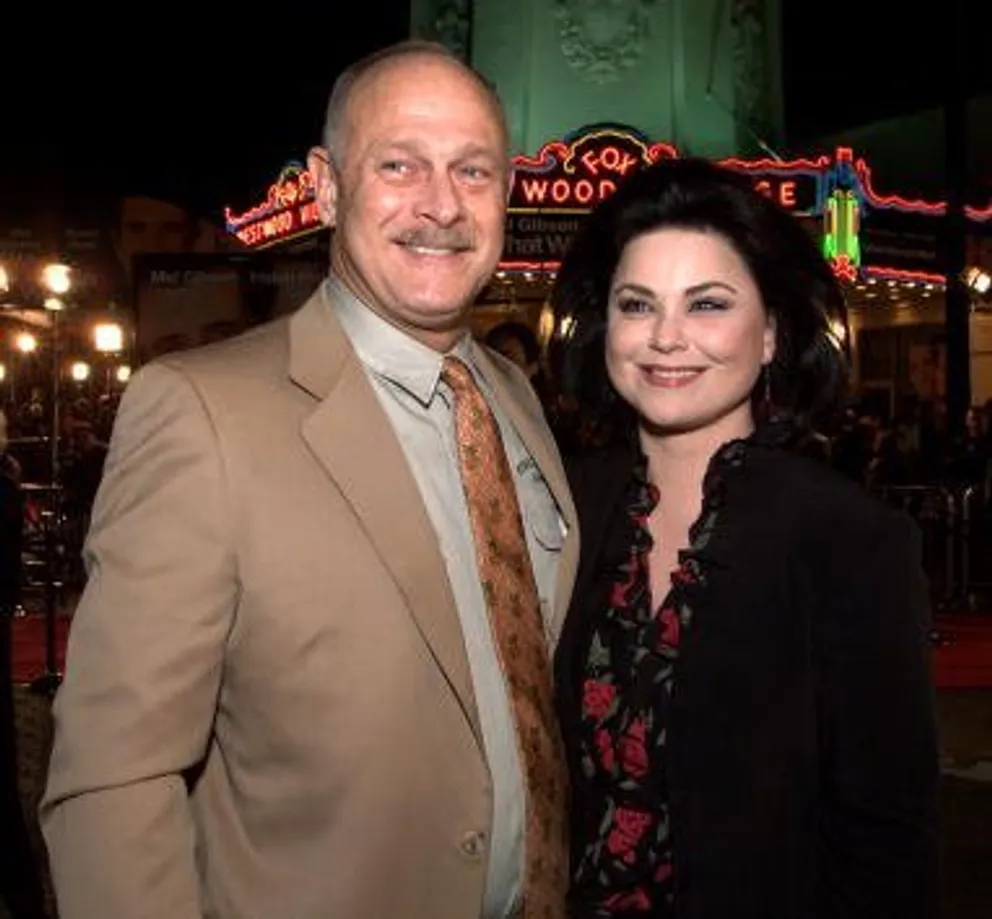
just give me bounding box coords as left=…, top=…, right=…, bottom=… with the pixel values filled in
left=320, top=40, right=509, bottom=167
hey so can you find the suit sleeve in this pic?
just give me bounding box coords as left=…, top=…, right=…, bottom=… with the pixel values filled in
left=40, top=362, right=237, bottom=919
left=814, top=510, right=939, bottom=918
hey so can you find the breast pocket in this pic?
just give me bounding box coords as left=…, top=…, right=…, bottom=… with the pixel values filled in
left=519, top=463, right=565, bottom=554
left=515, top=459, right=565, bottom=638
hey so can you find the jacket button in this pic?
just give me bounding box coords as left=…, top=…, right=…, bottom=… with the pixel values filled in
left=459, top=830, right=485, bottom=859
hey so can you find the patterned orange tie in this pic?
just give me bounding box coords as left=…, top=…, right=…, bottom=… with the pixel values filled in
left=441, top=355, right=568, bottom=919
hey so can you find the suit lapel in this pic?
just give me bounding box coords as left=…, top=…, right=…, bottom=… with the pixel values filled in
left=472, top=347, right=579, bottom=645
left=288, top=286, right=482, bottom=745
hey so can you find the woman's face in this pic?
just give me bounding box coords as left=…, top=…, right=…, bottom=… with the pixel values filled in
left=605, top=227, right=776, bottom=441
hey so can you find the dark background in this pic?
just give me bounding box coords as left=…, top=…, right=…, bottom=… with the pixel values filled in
left=1, top=0, right=988, bottom=219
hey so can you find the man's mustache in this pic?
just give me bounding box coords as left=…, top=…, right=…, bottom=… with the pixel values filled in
left=392, top=228, right=474, bottom=252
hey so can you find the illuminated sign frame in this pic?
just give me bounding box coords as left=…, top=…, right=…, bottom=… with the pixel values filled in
left=223, top=125, right=992, bottom=285
left=508, top=125, right=678, bottom=212
left=224, top=163, right=320, bottom=249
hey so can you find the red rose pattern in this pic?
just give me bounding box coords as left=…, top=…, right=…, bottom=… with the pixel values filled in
left=658, top=604, right=680, bottom=648
left=605, top=888, right=652, bottom=911
left=583, top=679, right=617, bottom=721
left=574, top=463, right=707, bottom=915
left=618, top=717, right=649, bottom=779
left=607, top=807, right=654, bottom=862
left=594, top=728, right=616, bottom=772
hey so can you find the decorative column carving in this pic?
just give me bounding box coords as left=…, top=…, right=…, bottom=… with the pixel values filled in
left=730, top=0, right=773, bottom=138
left=422, top=0, right=474, bottom=61
left=553, top=0, right=659, bottom=85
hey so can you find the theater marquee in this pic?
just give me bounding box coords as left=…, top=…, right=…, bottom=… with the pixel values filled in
left=224, top=124, right=992, bottom=284
left=503, top=125, right=821, bottom=269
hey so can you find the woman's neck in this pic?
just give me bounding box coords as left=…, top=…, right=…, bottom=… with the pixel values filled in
left=640, top=412, right=755, bottom=497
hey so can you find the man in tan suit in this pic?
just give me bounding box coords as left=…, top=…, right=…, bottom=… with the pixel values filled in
left=41, top=40, right=577, bottom=919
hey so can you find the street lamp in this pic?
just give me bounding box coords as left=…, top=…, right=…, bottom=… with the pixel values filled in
left=965, top=266, right=992, bottom=299
left=69, top=361, right=91, bottom=383
left=8, top=333, right=38, bottom=407
left=41, top=263, right=71, bottom=296
left=38, top=264, right=73, bottom=693
left=93, top=321, right=124, bottom=354
left=14, top=332, right=38, bottom=354
left=39, top=267, right=71, bottom=480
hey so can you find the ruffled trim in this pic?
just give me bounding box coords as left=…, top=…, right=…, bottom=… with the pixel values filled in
left=654, top=419, right=790, bottom=595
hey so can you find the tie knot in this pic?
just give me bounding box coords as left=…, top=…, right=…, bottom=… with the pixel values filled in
left=441, top=355, right=477, bottom=395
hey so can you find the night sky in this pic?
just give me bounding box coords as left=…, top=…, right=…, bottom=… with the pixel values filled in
left=1, top=0, right=987, bottom=223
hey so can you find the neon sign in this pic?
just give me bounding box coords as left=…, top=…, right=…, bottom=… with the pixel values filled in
left=822, top=190, right=862, bottom=267
left=501, top=128, right=992, bottom=281
left=224, top=163, right=320, bottom=249
left=504, top=125, right=820, bottom=266
left=224, top=126, right=992, bottom=287
left=754, top=178, right=804, bottom=209
left=508, top=126, right=677, bottom=211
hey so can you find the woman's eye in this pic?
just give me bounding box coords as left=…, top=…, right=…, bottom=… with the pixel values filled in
left=615, top=297, right=652, bottom=314
left=689, top=298, right=729, bottom=312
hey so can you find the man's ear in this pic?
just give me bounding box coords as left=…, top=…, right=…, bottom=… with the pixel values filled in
left=307, top=146, right=337, bottom=227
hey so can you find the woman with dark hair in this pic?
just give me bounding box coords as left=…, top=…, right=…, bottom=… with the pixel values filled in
left=549, top=158, right=938, bottom=919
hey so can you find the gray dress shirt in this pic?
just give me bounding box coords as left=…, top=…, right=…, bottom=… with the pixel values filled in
left=329, top=278, right=564, bottom=919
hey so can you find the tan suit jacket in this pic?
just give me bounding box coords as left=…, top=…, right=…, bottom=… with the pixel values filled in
left=40, top=283, right=578, bottom=919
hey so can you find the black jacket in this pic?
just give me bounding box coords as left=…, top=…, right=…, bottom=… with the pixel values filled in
left=555, top=436, right=939, bottom=919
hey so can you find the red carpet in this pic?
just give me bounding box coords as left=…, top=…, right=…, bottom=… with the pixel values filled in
left=10, top=613, right=70, bottom=683
left=930, top=614, right=992, bottom=689
left=7, top=611, right=992, bottom=688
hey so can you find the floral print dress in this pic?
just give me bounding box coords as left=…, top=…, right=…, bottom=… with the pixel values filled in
left=571, top=451, right=728, bottom=917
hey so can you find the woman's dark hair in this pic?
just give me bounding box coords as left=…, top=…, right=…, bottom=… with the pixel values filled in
left=547, top=156, right=849, bottom=437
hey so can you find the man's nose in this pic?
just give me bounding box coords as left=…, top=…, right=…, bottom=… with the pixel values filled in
left=417, top=170, right=464, bottom=226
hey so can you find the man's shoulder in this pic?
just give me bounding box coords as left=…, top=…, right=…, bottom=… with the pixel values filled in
left=156, top=315, right=292, bottom=382
left=121, top=315, right=299, bottom=422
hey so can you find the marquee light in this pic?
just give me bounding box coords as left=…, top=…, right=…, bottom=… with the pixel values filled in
left=860, top=266, right=946, bottom=286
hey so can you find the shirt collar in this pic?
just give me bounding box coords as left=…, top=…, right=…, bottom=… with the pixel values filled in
left=326, top=274, right=475, bottom=406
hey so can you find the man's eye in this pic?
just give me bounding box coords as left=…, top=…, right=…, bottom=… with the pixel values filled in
left=460, top=165, right=490, bottom=181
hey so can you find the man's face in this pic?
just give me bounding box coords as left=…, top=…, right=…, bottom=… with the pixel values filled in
left=309, top=54, right=509, bottom=350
